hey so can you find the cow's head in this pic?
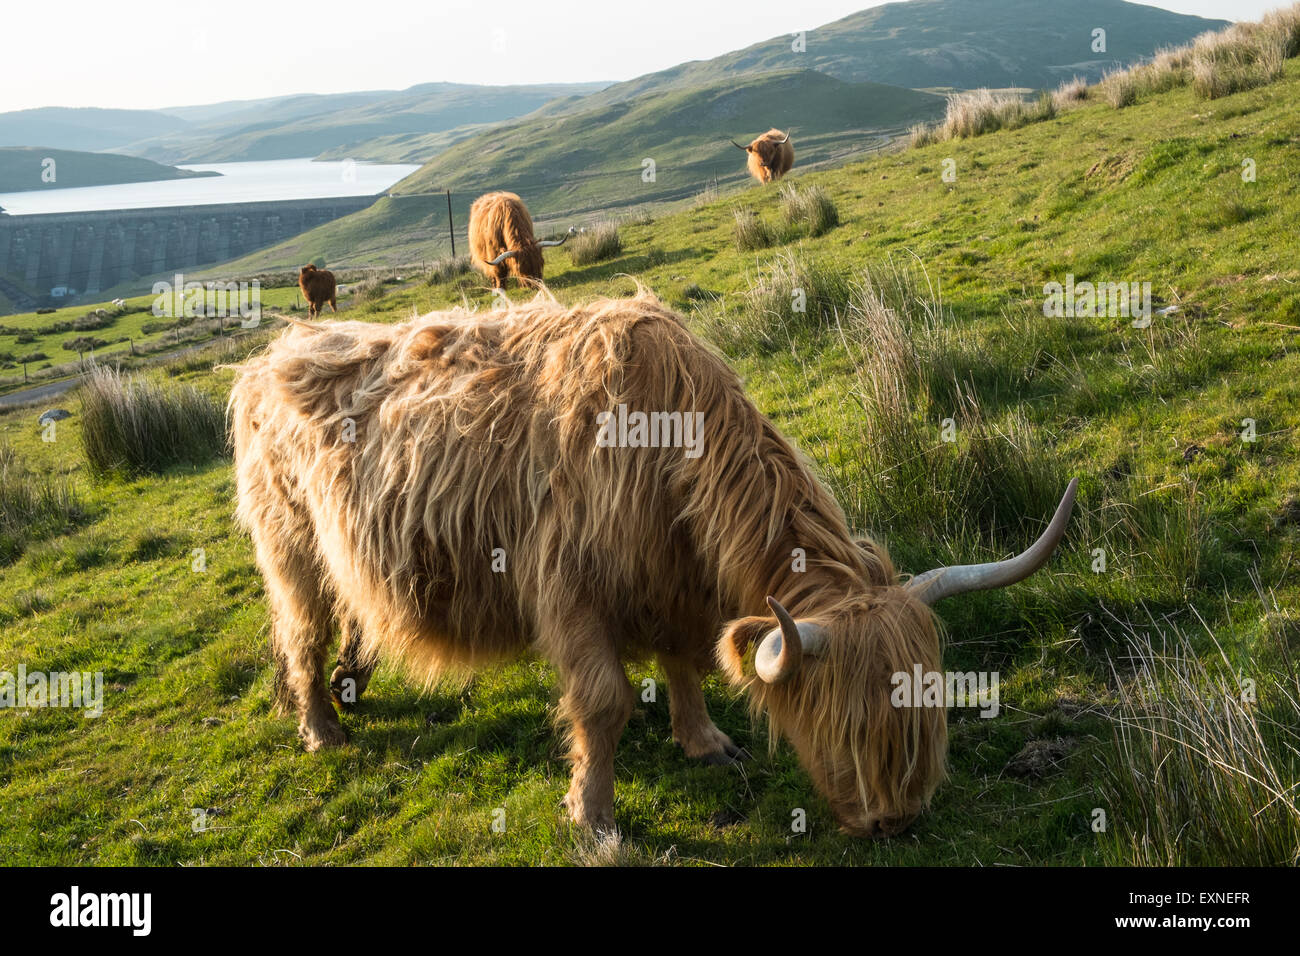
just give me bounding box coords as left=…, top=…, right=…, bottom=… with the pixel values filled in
left=299, top=265, right=316, bottom=277
left=719, top=479, right=1077, bottom=837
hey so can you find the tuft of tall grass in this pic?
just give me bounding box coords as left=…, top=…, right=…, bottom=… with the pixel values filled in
left=567, top=222, right=622, bottom=266
left=910, top=88, right=1055, bottom=147
left=0, top=443, right=85, bottom=564
left=425, top=256, right=472, bottom=285
left=1099, top=595, right=1300, bottom=866
left=1098, top=69, right=1138, bottom=108
left=1050, top=76, right=1090, bottom=112
left=698, top=251, right=852, bottom=354
left=731, top=208, right=775, bottom=252
left=353, top=278, right=387, bottom=302
left=79, top=365, right=227, bottom=475
left=832, top=265, right=1069, bottom=546
left=778, top=183, right=840, bottom=238
left=1190, top=22, right=1288, bottom=99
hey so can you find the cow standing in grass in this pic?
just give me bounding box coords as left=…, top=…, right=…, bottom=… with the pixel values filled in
left=732, top=129, right=794, bottom=183
left=229, top=290, right=1074, bottom=836
left=298, top=264, right=337, bottom=319
left=468, top=191, right=572, bottom=289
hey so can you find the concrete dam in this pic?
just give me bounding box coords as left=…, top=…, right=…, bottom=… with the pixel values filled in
left=0, top=195, right=377, bottom=311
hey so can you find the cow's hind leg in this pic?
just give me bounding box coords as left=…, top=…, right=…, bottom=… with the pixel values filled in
left=546, top=614, right=634, bottom=832
left=658, top=653, right=744, bottom=765
left=258, top=538, right=344, bottom=751
left=330, top=616, right=375, bottom=707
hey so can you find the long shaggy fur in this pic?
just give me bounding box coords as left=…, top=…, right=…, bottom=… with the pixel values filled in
left=743, top=129, right=795, bottom=184
left=229, top=288, right=945, bottom=833
left=298, top=264, right=337, bottom=319
left=468, top=191, right=545, bottom=289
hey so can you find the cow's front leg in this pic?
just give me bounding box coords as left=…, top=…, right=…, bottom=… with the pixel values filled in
left=658, top=653, right=744, bottom=764
left=548, top=621, right=634, bottom=832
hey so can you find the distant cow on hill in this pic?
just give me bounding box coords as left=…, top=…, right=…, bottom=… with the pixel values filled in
left=298, top=265, right=337, bottom=319
left=468, top=191, right=573, bottom=289
left=732, top=129, right=794, bottom=183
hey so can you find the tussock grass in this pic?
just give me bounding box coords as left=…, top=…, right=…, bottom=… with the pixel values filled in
left=701, top=251, right=851, bottom=354
left=1051, top=76, right=1090, bottom=112
left=568, top=222, right=622, bottom=266
left=1099, top=593, right=1300, bottom=866
left=353, top=278, right=388, bottom=302
left=425, top=256, right=472, bottom=285
left=0, top=442, right=85, bottom=564
left=911, top=4, right=1300, bottom=146
left=731, top=208, right=775, bottom=252
left=1098, top=69, right=1138, bottom=108
left=831, top=262, right=1069, bottom=544
left=778, top=183, right=840, bottom=238
left=79, top=365, right=227, bottom=475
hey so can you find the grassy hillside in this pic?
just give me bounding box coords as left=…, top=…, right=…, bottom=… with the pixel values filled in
left=0, top=147, right=217, bottom=193
left=122, top=83, right=609, bottom=165
left=222, top=70, right=942, bottom=272
left=1, top=52, right=1298, bottom=866
left=535, top=0, right=1228, bottom=117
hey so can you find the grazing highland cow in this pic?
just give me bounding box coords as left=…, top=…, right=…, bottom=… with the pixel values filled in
left=298, top=264, right=337, bottom=319
left=468, top=191, right=572, bottom=289
left=732, top=128, right=794, bottom=183
left=230, top=290, right=1075, bottom=836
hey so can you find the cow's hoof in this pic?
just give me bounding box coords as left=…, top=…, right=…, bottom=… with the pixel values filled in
left=330, top=666, right=368, bottom=708
left=300, top=720, right=347, bottom=751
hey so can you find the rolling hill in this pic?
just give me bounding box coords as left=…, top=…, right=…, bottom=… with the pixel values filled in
left=533, top=0, right=1230, bottom=118
left=117, top=82, right=611, bottom=165
left=0, top=83, right=609, bottom=166
left=219, top=69, right=944, bottom=271
left=0, top=147, right=218, bottom=193
left=0, top=107, right=189, bottom=152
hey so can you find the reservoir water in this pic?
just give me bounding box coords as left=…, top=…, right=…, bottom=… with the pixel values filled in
left=0, top=158, right=421, bottom=215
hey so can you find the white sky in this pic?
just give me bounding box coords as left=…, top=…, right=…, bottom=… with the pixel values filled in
left=0, top=0, right=1285, bottom=114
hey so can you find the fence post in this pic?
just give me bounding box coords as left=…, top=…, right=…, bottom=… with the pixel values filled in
left=446, top=189, right=456, bottom=257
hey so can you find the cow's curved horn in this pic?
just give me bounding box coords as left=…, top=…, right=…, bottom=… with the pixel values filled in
left=775, top=132, right=790, bottom=144
left=538, top=226, right=576, bottom=247
left=487, top=249, right=518, bottom=265
left=731, top=139, right=751, bottom=150
left=904, top=479, right=1078, bottom=606
left=755, top=596, right=828, bottom=684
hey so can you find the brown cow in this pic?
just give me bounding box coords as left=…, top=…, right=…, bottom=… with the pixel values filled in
left=298, top=264, right=337, bottom=319
left=732, top=128, right=794, bottom=183
left=229, top=290, right=1074, bottom=836
left=468, top=191, right=572, bottom=289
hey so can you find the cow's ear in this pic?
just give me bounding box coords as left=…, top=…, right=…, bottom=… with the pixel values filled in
left=717, top=615, right=773, bottom=685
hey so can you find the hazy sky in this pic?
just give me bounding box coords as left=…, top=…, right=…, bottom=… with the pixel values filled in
left=0, top=0, right=1286, bottom=113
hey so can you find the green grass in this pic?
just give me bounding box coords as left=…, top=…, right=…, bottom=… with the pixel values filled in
left=2, top=55, right=1299, bottom=866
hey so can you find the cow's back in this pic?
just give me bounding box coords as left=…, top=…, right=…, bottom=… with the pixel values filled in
left=230, top=294, right=729, bottom=677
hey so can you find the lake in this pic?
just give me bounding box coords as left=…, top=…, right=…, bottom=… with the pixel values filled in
left=0, top=158, right=422, bottom=215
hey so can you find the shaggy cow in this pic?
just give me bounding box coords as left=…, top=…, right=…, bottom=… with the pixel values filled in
left=468, top=191, right=572, bottom=289
left=732, top=128, right=794, bottom=183
left=298, top=265, right=337, bottom=319
left=229, top=291, right=1074, bottom=836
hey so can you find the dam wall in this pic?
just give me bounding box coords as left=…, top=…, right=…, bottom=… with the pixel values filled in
left=0, top=195, right=377, bottom=311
